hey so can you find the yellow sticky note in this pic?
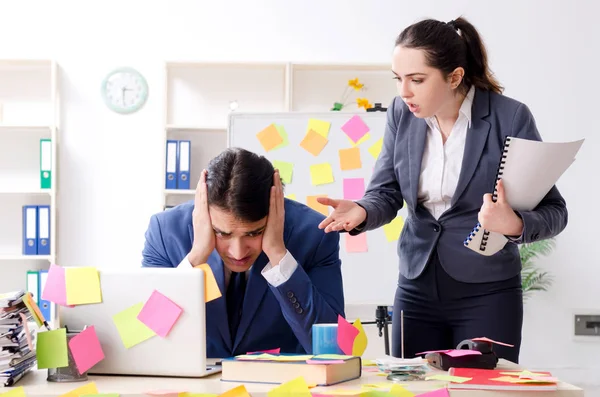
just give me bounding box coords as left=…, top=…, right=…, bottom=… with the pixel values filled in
left=285, top=193, right=297, bottom=201
left=425, top=374, right=472, bottom=383
left=300, top=129, right=329, bottom=156
left=256, top=124, right=284, bottom=152
left=499, top=370, right=548, bottom=377
left=318, top=390, right=362, bottom=396
left=65, top=267, right=102, bottom=305
left=272, top=160, right=294, bottom=184
left=383, top=216, right=404, bottom=242
left=179, top=393, right=218, bottom=397
left=339, top=147, right=362, bottom=171
left=219, top=385, right=251, bottom=397
left=1, top=387, right=25, bottom=397
left=36, top=328, right=68, bottom=369
left=310, top=163, right=334, bottom=185
left=308, top=119, right=331, bottom=138
left=273, top=124, right=289, bottom=150
left=195, top=264, right=222, bottom=302
left=351, top=319, right=368, bottom=356
left=368, top=138, right=383, bottom=160
left=267, top=376, right=311, bottom=397
left=59, top=383, right=99, bottom=397
left=271, top=355, right=314, bottom=362
left=306, top=195, right=329, bottom=216
left=389, top=384, right=415, bottom=397
left=347, top=133, right=371, bottom=147
left=112, top=302, right=156, bottom=348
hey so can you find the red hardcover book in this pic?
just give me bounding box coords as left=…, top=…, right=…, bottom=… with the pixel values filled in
left=447, top=368, right=558, bottom=391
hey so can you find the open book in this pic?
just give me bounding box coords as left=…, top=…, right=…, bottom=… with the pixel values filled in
left=464, top=136, right=584, bottom=256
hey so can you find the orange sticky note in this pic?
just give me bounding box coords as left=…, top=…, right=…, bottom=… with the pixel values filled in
left=300, top=129, right=329, bottom=156
left=195, top=264, right=222, bottom=302
left=256, top=124, right=283, bottom=152
left=306, top=195, right=329, bottom=217
left=339, top=147, right=362, bottom=171
left=219, top=385, right=251, bottom=397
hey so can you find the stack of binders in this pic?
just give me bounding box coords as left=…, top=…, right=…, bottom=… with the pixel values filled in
left=165, top=140, right=191, bottom=190
left=0, top=291, right=37, bottom=387
left=22, top=205, right=51, bottom=256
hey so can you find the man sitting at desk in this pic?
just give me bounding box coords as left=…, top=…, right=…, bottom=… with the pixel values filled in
left=141, top=147, right=345, bottom=357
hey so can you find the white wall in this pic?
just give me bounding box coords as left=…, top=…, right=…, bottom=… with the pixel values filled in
left=1, top=0, right=599, bottom=392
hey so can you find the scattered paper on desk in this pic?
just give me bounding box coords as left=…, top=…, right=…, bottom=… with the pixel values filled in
left=337, top=315, right=359, bottom=356
left=500, top=370, right=548, bottom=377
left=425, top=374, right=472, bottom=383
left=306, top=359, right=345, bottom=364
left=368, top=138, right=383, bottom=160
left=137, top=290, right=183, bottom=337
left=59, top=383, right=99, bottom=397
left=306, top=195, right=329, bottom=216
left=300, top=129, right=329, bottom=156
left=362, top=359, right=377, bottom=366
left=471, top=337, right=514, bottom=347
left=339, top=147, right=362, bottom=171
left=68, top=325, right=105, bottom=374
left=256, top=124, right=284, bottom=152
left=272, top=354, right=314, bottom=362
left=247, top=348, right=280, bottom=354
left=194, top=264, right=222, bottom=302
left=414, top=389, right=449, bottom=397
left=346, top=233, right=367, bottom=253
left=490, top=376, right=558, bottom=384
left=235, top=353, right=278, bottom=360
left=342, top=115, right=369, bottom=143
left=308, top=119, right=331, bottom=138
left=310, top=163, right=334, bottom=185
left=383, top=216, right=404, bottom=242
left=65, top=267, right=102, bottom=305
left=348, top=133, right=371, bottom=148
left=273, top=124, right=289, bottom=150
left=313, top=354, right=353, bottom=360
left=343, top=178, right=365, bottom=200
left=351, top=318, right=367, bottom=356
left=416, top=349, right=481, bottom=357
left=267, top=376, right=311, bottom=397
left=219, top=385, right=251, bottom=397
left=0, top=386, right=25, bottom=397
left=272, top=160, right=294, bottom=184
left=42, top=263, right=67, bottom=305
left=113, top=302, right=156, bottom=348
left=37, top=328, right=69, bottom=369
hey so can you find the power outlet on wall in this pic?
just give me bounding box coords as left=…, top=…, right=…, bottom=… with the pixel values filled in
left=574, top=315, right=600, bottom=336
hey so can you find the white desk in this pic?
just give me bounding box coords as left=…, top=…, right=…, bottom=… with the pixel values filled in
left=10, top=360, right=584, bottom=397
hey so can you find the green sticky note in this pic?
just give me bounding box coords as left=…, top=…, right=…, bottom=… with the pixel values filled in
left=113, top=302, right=156, bottom=348
left=36, top=328, right=68, bottom=369
left=273, top=124, right=289, bottom=150
left=272, top=160, right=294, bottom=184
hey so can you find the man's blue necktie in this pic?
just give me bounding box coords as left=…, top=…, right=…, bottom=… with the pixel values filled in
left=227, top=271, right=246, bottom=343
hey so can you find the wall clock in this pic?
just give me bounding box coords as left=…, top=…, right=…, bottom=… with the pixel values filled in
left=101, top=67, right=149, bottom=114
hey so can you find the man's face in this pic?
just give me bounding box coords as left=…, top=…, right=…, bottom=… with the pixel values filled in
left=208, top=206, right=267, bottom=273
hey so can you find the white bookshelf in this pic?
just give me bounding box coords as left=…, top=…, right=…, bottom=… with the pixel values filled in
left=0, top=59, right=59, bottom=293
left=162, top=61, right=396, bottom=209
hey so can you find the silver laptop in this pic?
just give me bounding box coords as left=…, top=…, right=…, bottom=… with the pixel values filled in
left=59, top=267, right=221, bottom=377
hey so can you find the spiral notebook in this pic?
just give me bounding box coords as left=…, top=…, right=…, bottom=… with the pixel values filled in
left=464, top=136, right=584, bottom=256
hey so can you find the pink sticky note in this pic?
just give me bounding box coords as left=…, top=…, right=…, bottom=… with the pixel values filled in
left=137, top=290, right=183, bottom=338
left=247, top=348, right=281, bottom=354
left=445, top=350, right=482, bottom=357
left=472, top=336, right=514, bottom=347
left=343, top=178, right=365, bottom=200
left=416, top=349, right=451, bottom=356
left=42, top=264, right=67, bottom=306
left=346, top=233, right=367, bottom=253
left=417, top=389, right=449, bottom=397
left=341, top=115, right=370, bottom=143
left=337, top=315, right=359, bottom=356
left=68, top=325, right=105, bottom=374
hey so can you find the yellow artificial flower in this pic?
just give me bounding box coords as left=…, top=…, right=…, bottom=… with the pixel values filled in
left=357, top=98, right=372, bottom=109
left=348, top=78, right=364, bottom=91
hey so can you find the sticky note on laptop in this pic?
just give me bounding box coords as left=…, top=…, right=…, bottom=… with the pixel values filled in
left=194, top=264, right=222, bottom=302
left=137, top=290, right=183, bottom=337
left=65, top=267, right=102, bottom=305
left=113, top=302, right=156, bottom=348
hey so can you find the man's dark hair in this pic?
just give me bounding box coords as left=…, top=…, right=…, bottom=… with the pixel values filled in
left=206, top=147, right=274, bottom=222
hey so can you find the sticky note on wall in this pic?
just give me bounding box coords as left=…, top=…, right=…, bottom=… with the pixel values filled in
left=256, top=124, right=284, bottom=152
left=369, top=138, right=383, bottom=160
left=383, top=216, right=405, bottom=242
left=306, top=195, right=329, bottom=217
left=343, top=178, right=365, bottom=200
left=300, top=129, right=328, bottom=156
left=339, top=147, right=362, bottom=171
left=272, top=160, right=294, bottom=184
left=346, top=233, right=367, bottom=253
left=310, top=163, right=334, bottom=185
left=307, top=119, right=331, bottom=138
left=341, top=115, right=370, bottom=143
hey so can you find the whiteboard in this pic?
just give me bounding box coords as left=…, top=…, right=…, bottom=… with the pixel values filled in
left=228, top=112, right=408, bottom=305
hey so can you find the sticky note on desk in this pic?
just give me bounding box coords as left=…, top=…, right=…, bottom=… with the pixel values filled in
left=342, top=115, right=369, bottom=143
left=310, top=163, right=334, bottom=185
left=65, top=267, right=102, bottom=305
left=81, top=394, right=119, bottom=397
left=300, top=129, right=328, bottom=156
left=113, top=302, right=156, bottom=348
left=308, top=119, right=331, bottom=138
left=137, top=290, right=183, bottom=337
left=219, top=385, right=251, bottom=397
left=68, top=325, right=105, bottom=375
left=339, top=147, right=362, bottom=171
left=42, top=263, right=67, bottom=305
left=425, top=374, right=472, bottom=383
left=59, top=383, right=99, bottom=397
left=195, top=264, right=222, bottom=302
left=256, top=124, right=283, bottom=152
left=36, top=328, right=68, bottom=369
left=272, top=160, right=294, bottom=184
left=0, top=386, right=25, bottom=397
left=268, top=376, right=311, bottom=397
left=383, top=216, right=404, bottom=242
